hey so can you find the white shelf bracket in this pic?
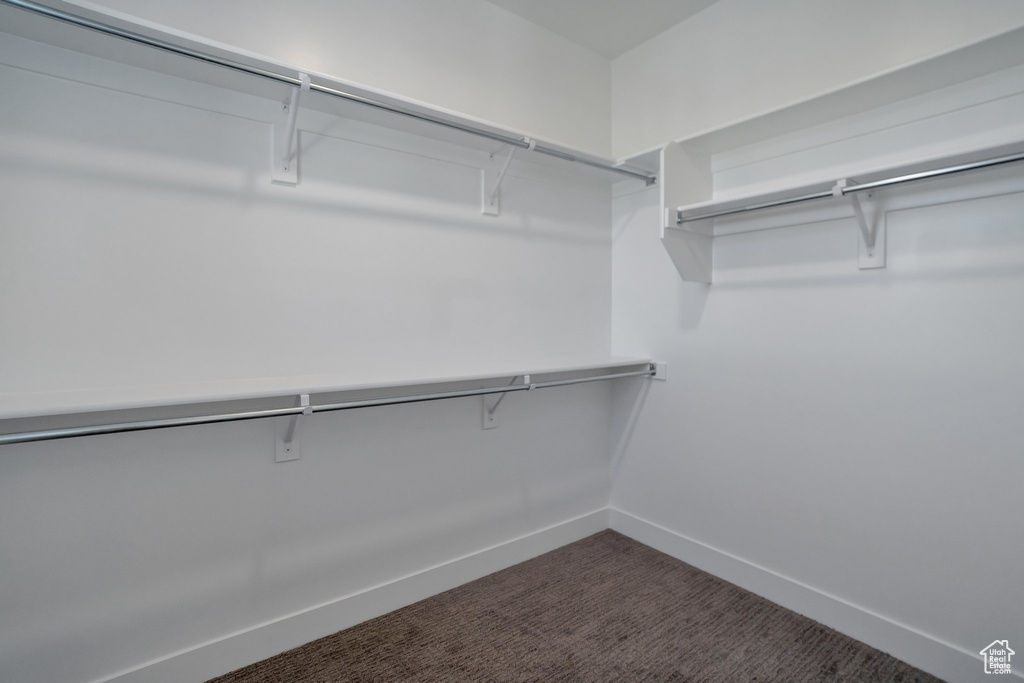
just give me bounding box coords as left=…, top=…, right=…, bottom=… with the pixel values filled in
left=660, top=142, right=714, bottom=284
left=276, top=393, right=312, bottom=462
left=271, top=72, right=310, bottom=186
left=481, top=138, right=533, bottom=215
left=834, top=179, right=886, bottom=269
left=482, top=375, right=529, bottom=429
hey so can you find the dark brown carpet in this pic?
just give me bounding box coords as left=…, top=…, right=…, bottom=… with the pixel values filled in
left=210, top=530, right=943, bottom=682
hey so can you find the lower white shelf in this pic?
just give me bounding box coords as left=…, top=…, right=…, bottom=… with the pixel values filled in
left=0, top=357, right=656, bottom=446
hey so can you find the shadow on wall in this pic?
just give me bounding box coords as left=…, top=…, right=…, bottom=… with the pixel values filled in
left=710, top=263, right=1024, bottom=291
left=672, top=281, right=711, bottom=332
left=613, top=182, right=712, bottom=333
left=711, top=172, right=1024, bottom=289
left=713, top=200, right=1024, bottom=290
left=607, top=376, right=652, bottom=483
left=3, top=153, right=607, bottom=247
left=611, top=188, right=647, bottom=245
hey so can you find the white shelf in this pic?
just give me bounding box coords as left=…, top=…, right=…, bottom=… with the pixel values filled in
left=624, top=25, right=1024, bottom=170
left=0, top=0, right=650, bottom=185
left=648, top=24, right=1024, bottom=285
left=0, top=357, right=652, bottom=421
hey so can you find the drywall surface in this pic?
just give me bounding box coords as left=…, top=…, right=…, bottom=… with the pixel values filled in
left=71, top=0, right=612, bottom=156
left=0, top=36, right=615, bottom=682
left=0, top=38, right=612, bottom=397
left=610, top=95, right=1024, bottom=679
left=611, top=0, right=1024, bottom=158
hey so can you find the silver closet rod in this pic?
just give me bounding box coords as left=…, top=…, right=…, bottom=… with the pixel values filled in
left=0, top=366, right=657, bottom=445
left=677, top=149, right=1024, bottom=224
left=1, top=0, right=657, bottom=185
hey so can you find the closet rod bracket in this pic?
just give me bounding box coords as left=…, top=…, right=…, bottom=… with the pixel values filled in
left=276, top=393, right=312, bottom=462
left=481, top=138, right=534, bottom=215
left=482, top=375, right=530, bottom=429
left=650, top=362, right=667, bottom=381
left=833, top=179, right=886, bottom=270
left=271, top=72, right=310, bottom=186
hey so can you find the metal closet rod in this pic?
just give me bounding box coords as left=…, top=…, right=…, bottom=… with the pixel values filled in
left=2, top=0, right=656, bottom=185
left=0, top=365, right=657, bottom=445
left=677, top=149, right=1024, bottom=224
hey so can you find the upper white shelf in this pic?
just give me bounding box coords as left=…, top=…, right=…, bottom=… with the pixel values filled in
left=0, top=0, right=654, bottom=185
left=648, top=24, right=1024, bottom=285
left=624, top=25, right=1024, bottom=170
left=0, top=357, right=652, bottom=421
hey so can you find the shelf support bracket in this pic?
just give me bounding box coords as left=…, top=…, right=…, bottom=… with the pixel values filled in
left=482, top=375, right=529, bottom=429
left=659, top=142, right=713, bottom=283
left=834, top=179, right=886, bottom=269
left=482, top=138, right=533, bottom=215
left=276, top=393, right=312, bottom=462
left=271, top=73, right=311, bottom=186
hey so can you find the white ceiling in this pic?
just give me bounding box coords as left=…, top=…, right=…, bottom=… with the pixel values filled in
left=485, top=0, right=720, bottom=58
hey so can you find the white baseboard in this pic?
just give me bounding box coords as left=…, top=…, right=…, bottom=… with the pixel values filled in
left=102, top=507, right=1017, bottom=683
left=103, top=509, right=609, bottom=683
left=608, top=508, right=1014, bottom=683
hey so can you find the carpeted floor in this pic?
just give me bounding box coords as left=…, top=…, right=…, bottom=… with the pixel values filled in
left=210, top=530, right=944, bottom=682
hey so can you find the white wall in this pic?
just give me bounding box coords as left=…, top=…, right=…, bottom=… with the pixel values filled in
left=75, top=0, right=612, bottom=157
left=611, top=0, right=1024, bottom=158
left=5, top=2, right=1024, bottom=682
left=610, top=70, right=1024, bottom=681
left=0, top=34, right=613, bottom=398
left=0, top=32, right=616, bottom=683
